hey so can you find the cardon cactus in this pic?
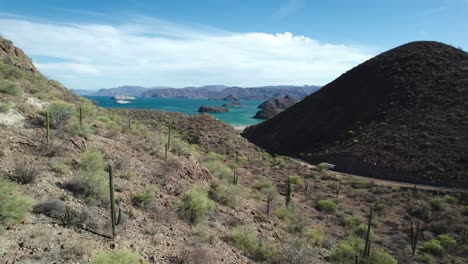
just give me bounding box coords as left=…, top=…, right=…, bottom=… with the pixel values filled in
left=109, top=165, right=122, bottom=237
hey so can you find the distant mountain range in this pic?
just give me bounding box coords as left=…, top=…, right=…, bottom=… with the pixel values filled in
left=73, top=85, right=320, bottom=100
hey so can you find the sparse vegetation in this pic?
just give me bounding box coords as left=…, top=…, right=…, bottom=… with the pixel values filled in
left=209, top=180, right=242, bottom=208
left=0, top=177, right=33, bottom=227
left=47, top=100, right=76, bottom=128
left=9, top=162, right=39, bottom=184
left=132, top=188, right=156, bottom=209
left=76, top=148, right=108, bottom=200
left=180, top=185, right=215, bottom=223
left=0, top=102, right=11, bottom=113
left=0, top=79, right=23, bottom=97
left=91, top=249, right=141, bottom=264
left=315, top=199, right=337, bottom=213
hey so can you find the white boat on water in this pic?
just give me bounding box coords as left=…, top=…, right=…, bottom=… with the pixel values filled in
left=115, top=100, right=131, bottom=104
left=113, top=95, right=136, bottom=100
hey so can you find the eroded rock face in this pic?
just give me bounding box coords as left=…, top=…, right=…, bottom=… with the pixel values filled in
left=0, top=36, right=37, bottom=73
left=197, top=106, right=229, bottom=113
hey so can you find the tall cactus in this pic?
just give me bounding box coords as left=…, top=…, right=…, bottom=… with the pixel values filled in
left=354, top=254, right=360, bottom=264
left=286, top=177, right=292, bottom=207
left=409, top=221, right=420, bottom=256
left=165, top=123, right=172, bottom=160
left=79, top=106, right=83, bottom=127
left=46, top=110, right=50, bottom=143
left=233, top=170, right=239, bottom=185
left=333, top=181, right=341, bottom=198
left=109, top=165, right=122, bottom=238
left=363, top=206, right=373, bottom=258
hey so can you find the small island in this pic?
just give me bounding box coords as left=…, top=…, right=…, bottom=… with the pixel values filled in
left=223, top=102, right=243, bottom=107
left=198, top=106, right=229, bottom=113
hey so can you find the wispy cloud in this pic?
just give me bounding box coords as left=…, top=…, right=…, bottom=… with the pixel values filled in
left=273, top=0, right=305, bottom=19
left=0, top=15, right=372, bottom=89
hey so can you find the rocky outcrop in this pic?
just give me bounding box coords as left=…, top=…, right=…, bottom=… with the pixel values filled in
left=0, top=36, right=37, bottom=73
left=258, top=95, right=299, bottom=109
left=223, top=102, right=243, bottom=107
left=253, top=107, right=280, bottom=119
left=253, top=95, right=299, bottom=119
left=222, top=95, right=239, bottom=102
left=197, top=106, right=229, bottom=113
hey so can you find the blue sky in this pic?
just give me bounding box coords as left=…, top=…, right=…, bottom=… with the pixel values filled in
left=0, top=0, right=467, bottom=89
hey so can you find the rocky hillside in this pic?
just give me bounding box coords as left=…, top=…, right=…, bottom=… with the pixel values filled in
left=244, top=41, right=468, bottom=188
left=0, top=35, right=37, bottom=73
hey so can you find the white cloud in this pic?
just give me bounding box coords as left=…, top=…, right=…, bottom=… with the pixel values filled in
left=0, top=16, right=373, bottom=89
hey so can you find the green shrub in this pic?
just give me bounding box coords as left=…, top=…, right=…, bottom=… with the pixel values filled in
left=70, top=119, right=93, bottom=138
left=409, top=201, right=432, bottom=221
left=209, top=181, right=242, bottom=208
left=229, top=225, right=259, bottom=255
left=344, top=215, right=364, bottom=229
left=180, top=185, right=215, bottom=223
left=47, top=100, right=76, bottom=128
left=351, top=179, right=374, bottom=189
left=422, top=239, right=444, bottom=255
left=288, top=175, right=302, bottom=185
left=418, top=253, right=434, bottom=264
left=51, top=160, right=71, bottom=175
left=429, top=198, right=446, bottom=211
left=204, top=159, right=233, bottom=181
left=367, top=249, right=397, bottom=264
left=0, top=178, right=33, bottom=227
left=443, top=195, right=458, bottom=204
left=315, top=199, right=337, bottom=213
left=288, top=211, right=308, bottom=234
left=330, top=235, right=364, bottom=263
left=273, top=206, right=293, bottom=221
left=353, top=224, right=375, bottom=239
left=436, top=234, right=456, bottom=248
left=0, top=79, right=22, bottom=97
left=304, top=228, right=324, bottom=246
left=0, top=102, right=11, bottom=113
left=91, top=249, right=141, bottom=264
left=132, top=188, right=155, bottom=209
left=77, top=149, right=108, bottom=200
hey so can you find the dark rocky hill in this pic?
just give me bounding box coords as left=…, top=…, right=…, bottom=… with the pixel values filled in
left=258, top=95, right=299, bottom=109
left=243, top=41, right=468, bottom=187
left=0, top=35, right=37, bottom=72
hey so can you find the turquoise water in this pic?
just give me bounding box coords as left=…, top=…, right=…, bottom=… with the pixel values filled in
left=87, top=96, right=263, bottom=126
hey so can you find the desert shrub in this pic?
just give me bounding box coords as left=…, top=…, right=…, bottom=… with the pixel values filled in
left=351, top=179, right=374, bottom=189
left=0, top=102, right=11, bottom=113
left=9, top=162, right=39, bottom=184
left=0, top=79, right=22, bottom=97
left=435, top=234, right=456, bottom=248
left=418, top=253, right=434, bottom=264
left=209, top=181, right=242, bottom=208
left=330, top=235, right=364, bottom=263
left=47, top=100, right=76, bottom=128
left=273, top=206, right=294, bottom=221
left=229, top=225, right=259, bottom=256
left=367, top=249, right=397, bottom=264
left=32, top=199, right=66, bottom=218
left=203, top=159, right=233, bottom=181
left=288, top=175, right=302, bottom=185
left=91, top=249, right=141, bottom=264
left=51, top=159, right=71, bottom=175
left=429, top=198, right=446, bottom=211
left=0, top=178, right=33, bottom=227
left=304, top=228, right=324, bottom=246
left=315, top=199, right=337, bottom=213
left=353, top=224, right=375, bottom=239
left=288, top=211, right=308, bottom=234
left=443, top=194, right=458, bottom=204
left=281, top=238, right=318, bottom=264
left=409, top=201, right=432, bottom=222
left=76, top=148, right=108, bottom=200
left=170, top=137, right=189, bottom=156
left=179, top=185, right=215, bottom=223
left=132, top=188, right=155, bottom=209
left=344, top=215, right=364, bottom=229
left=422, top=239, right=444, bottom=255
left=70, top=118, right=93, bottom=138
left=62, top=239, right=93, bottom=262
left=180, top=244, right=218, bottom=264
